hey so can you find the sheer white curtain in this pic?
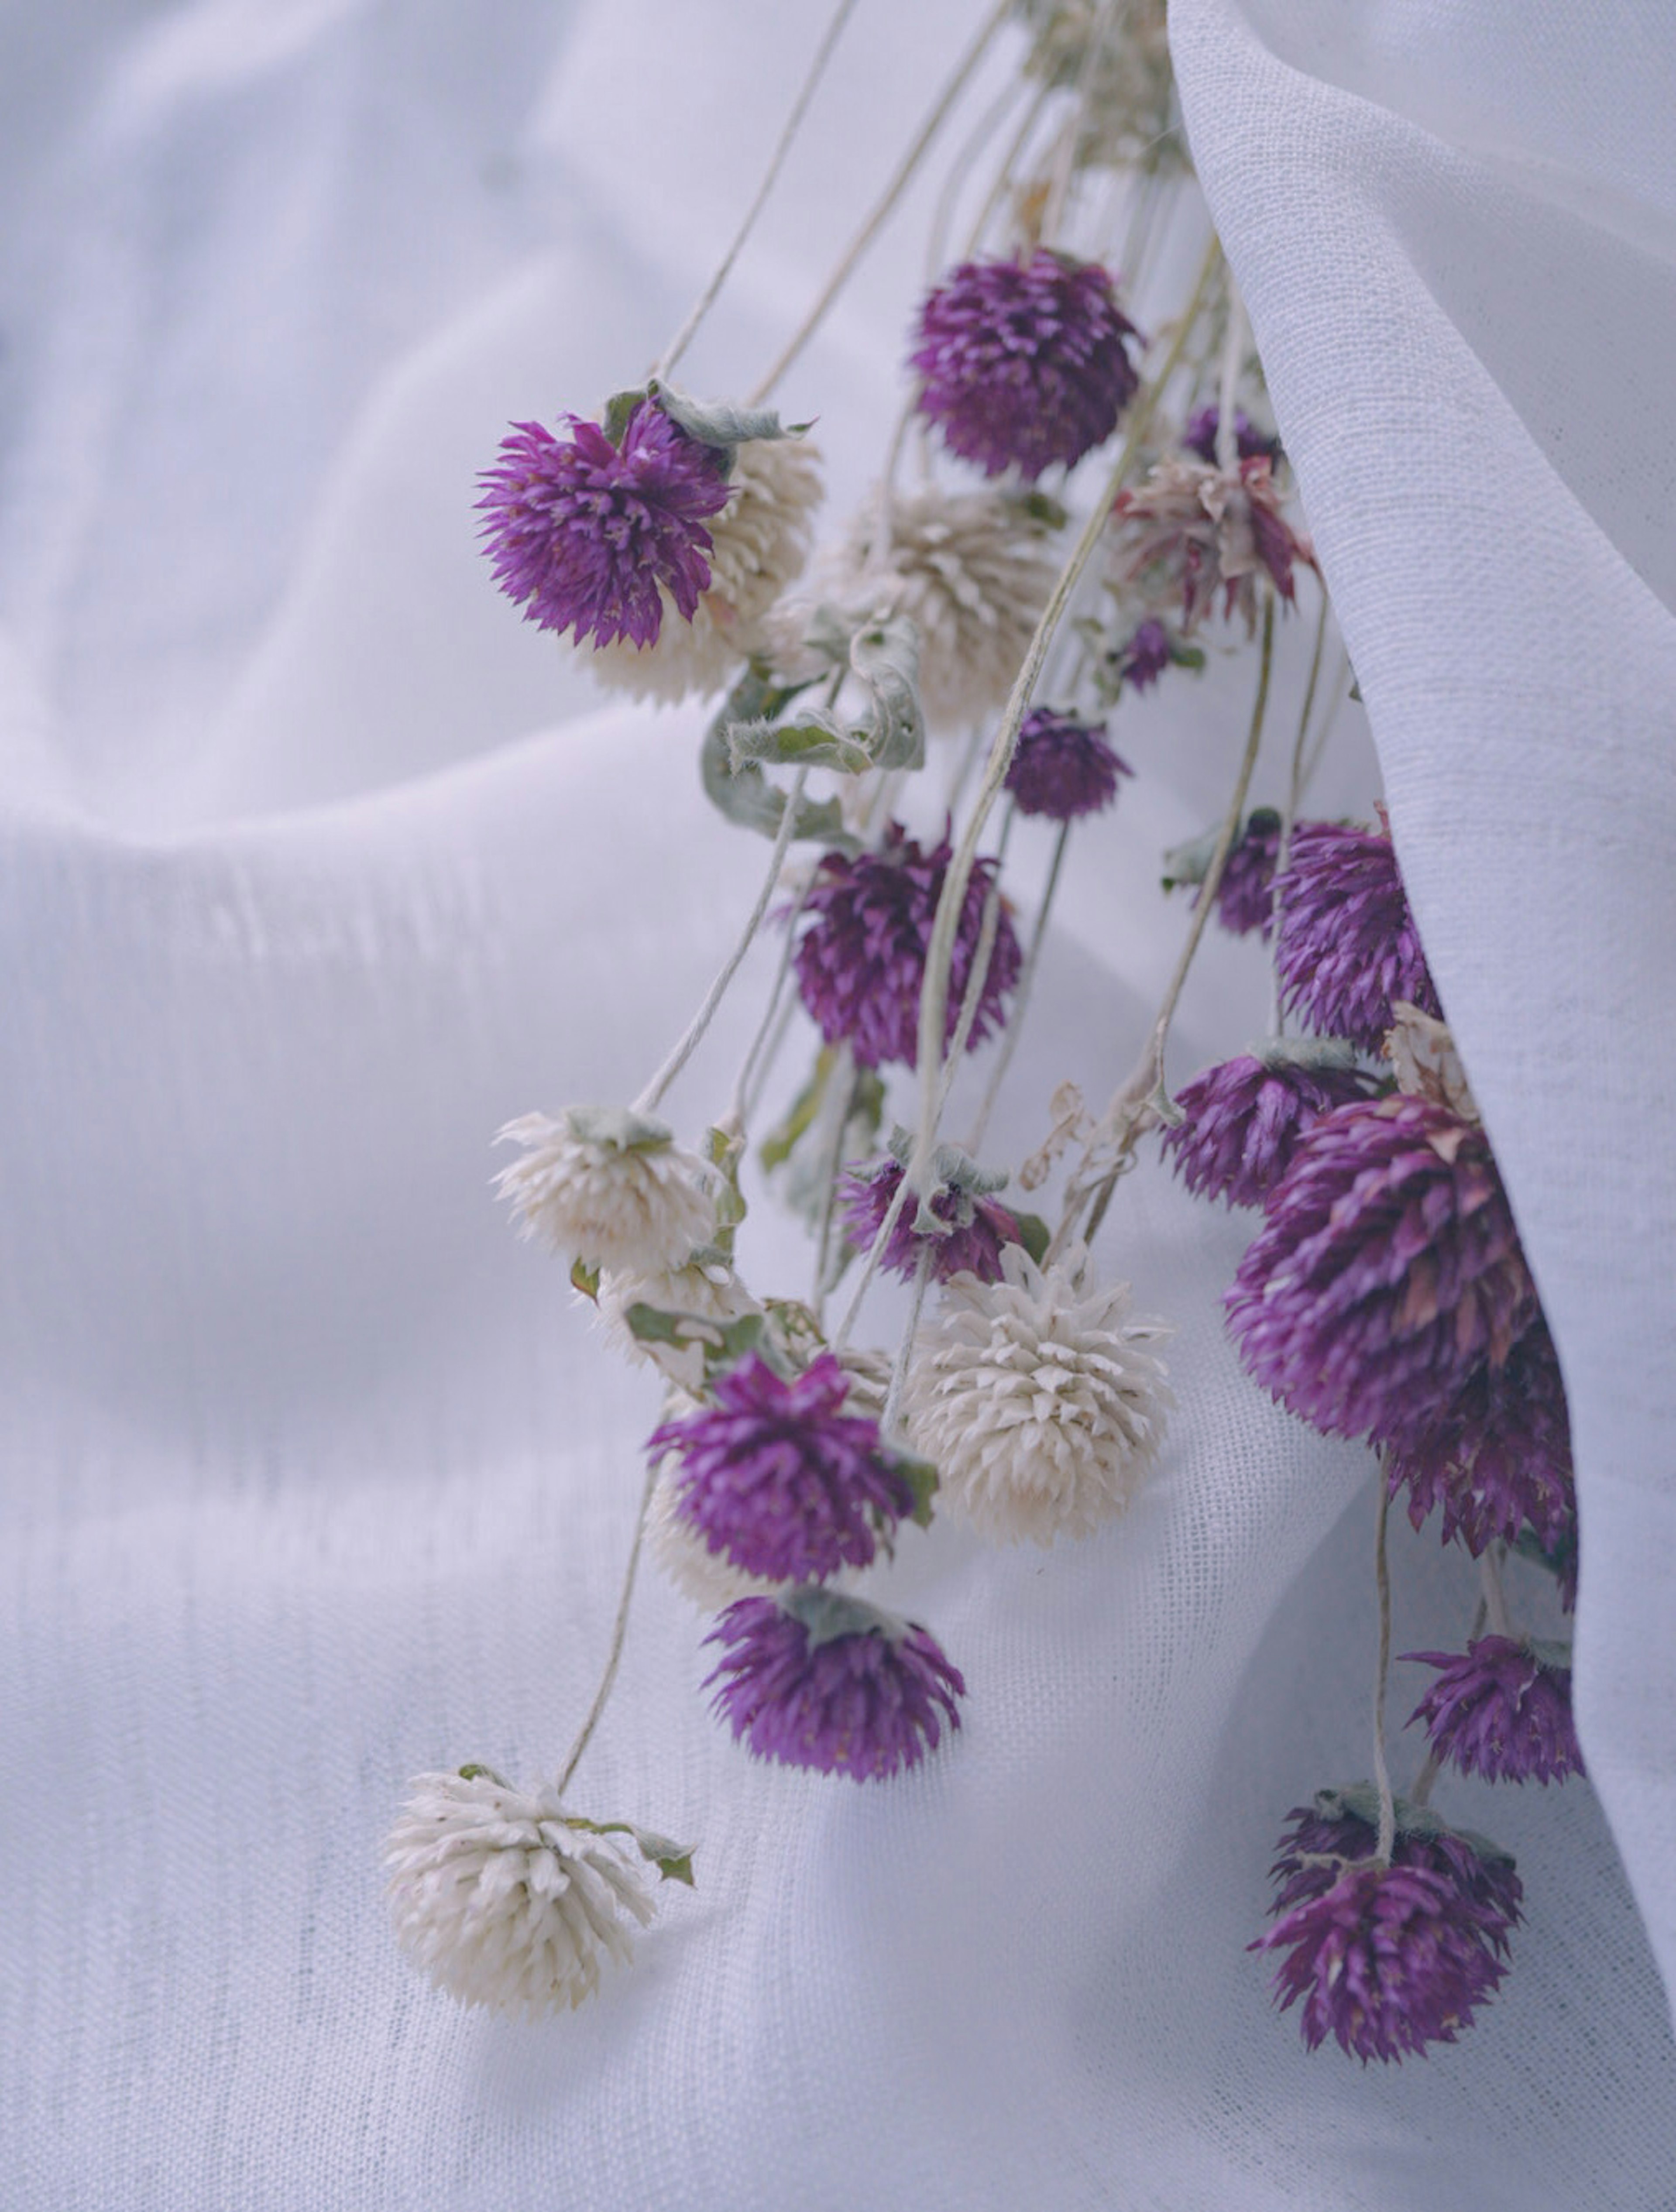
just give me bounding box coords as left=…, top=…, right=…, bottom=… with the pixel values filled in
left=3, top=4, right=1672, bottom=2208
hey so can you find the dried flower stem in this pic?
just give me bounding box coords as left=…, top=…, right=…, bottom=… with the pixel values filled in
left=1267, top=582, right=1331, bottom=1034
left=909, top=231, right=1226, bottom=1208
left=1054, top=592, right=1275, bottom=1257
left=959, top=79, right=1054, bottom=261
left=749, top=0, right=1017, bottom=405
left=1480, top=1545, right=1515, bottom=1640
left=556, top=1460, right=659, bottom=1798
left=634, top=767, right=809, bottom=1116
left=926, top=73, right=1030, bottom=282
left=1408, top=1595, right=1490, bottom=1808
left=879, top=1244, right=935, bottom=1441
left=728, top=865, right=814, bottom=1131
left=965, top=815, right=1071, bottom=1153
left=1040, top=0, right=1123, bottom=247
left=653, top=0, right=862, bottom=384
left=1372, top=1473, right=1397, bottom=1864
left=1213, top=283, right=1246, bottom=470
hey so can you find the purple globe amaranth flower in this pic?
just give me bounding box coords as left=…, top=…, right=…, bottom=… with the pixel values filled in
left=1404, top=1636, right=1583, bottom=1786
left=1182, top=403, right=1283, bottom=465
left=647, top=1352, right=914, bottom=1585
left=477, top=399, right=730, bottom=649
left=1386, top=1316, right=1575, bottom=1555
left=910, top=249, right=1141, bottom=481
left=1226, top=1094, right=1537, bottom=1444
left=1252, top=1789, right=1521, bottom=2063
left=1274, top=819, right=1440, bottom=1051
left=1115, top=616, right=1173, bottom=692
left=793, top=821, right=1022, bottom=1070
left=1199, top=807, right=1282, bottom=938
left=705, top=1587, right=965, bottom=1782
left=1004, top=706, right=1133, bottom=821
left=1162, top=1051, right=1377, bottom=1211
left=838, top=1156, right=1019, bottom=1285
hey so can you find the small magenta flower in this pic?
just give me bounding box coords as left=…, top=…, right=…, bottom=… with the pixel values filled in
left=838, top=1156, right=1018, bottom=1285
left=1162, top=1051, right=1376, bottom=1211
left=793, top=822, right=1021, bottom=1070
left=1111, top=454, right=1309, bottom=634
left=910, top=249, right=1141, bottom=480
left=1114, top=616, right=1173, bottom=692
left=705, top=1588, right=965, bottom=1782
left=647, top=1352, right=914, bottom=1585
left=1274, top=819, right=1440, bottom=1051
left=1404, top=1637, right=1583, bottom=1786
left=1252, top=1792, right=1522, bottom=2062
left=1386, top=1316, right=1575, bottom=1555
left=1226, top=1095, right=1536, bottom=1444
left=1004, top=706, right=1133, bottom=821
left=1202, top=808, right=1281, bottom=937
left=477, top=398, right=730, bottom=649
left=1182, top=404, right=1282, bottom=465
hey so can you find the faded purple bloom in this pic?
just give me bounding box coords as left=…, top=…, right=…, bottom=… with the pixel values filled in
left=1387, top=1317, right=1575, bottom=1555
left=1115, top=617, right=1173, bottom=692
left=477, top=399, right=730, bottom=649
left=647, top=1352, right=913, bottom=1584
left=1111, top=455, right=1309, bottom=634
left=705, top=1590, right=965, bottom=1781
left=1162, top=1052, right=1376, bottom=1211
left=1182, top=404, right=1282, bottom=465
left=1198, top=808, right=1281, bottom=937
left=1226, top=1095, right=1537, bottom=1443
left=1252, top=1793, right=1521, bottom=2062
left=910, top=249, right=1141, bottom=481
left=1404, top=1637, right=1583, bottom=1786
left=838, top=1156, right=1019, bottom=1284
left=793, top=822, right=1021, bottom=1070
left=1274, top=820, right=1440, bottom=1051
left=1005, top=707, right=1132, bottom=821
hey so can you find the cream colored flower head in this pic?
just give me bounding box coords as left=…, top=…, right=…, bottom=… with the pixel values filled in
left=495, top=1106, right=713, bottom=1275
left=590, top=436, right=824, bottom=704
left=384, top=1771, right=655, bottom=2016
left=904, top=1243, right=1173, bottom=1545
left=1019, top=0, right=1180, bottom=174
left=598, top=1259, right=761, bottom=1389
left=779, top=485, right=1058, bottom=733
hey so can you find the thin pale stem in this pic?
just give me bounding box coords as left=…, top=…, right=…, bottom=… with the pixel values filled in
left=1053, top=593, right=1274, bottom=1259
left=727, top=862, right=814, bottom=1131
left=556, top=1460, right=658, bottom=1800
left=831, top=1163, right=913, bottom=1352
left=634, top=768, right=809, bottom=1116
left=1480, top=1546, right=1515, bottom=1640
left=959, top=80, right=1053, bottom=261
left=879, top=1244, right=934, bottom=1441
left=925, top=73, right=1027, bottom=282
left=1372, top=1474, right=1396, bottom=1864
left=653, top=0, right=861, bottom=384
left=1299, top=647, right=1352, bottom=802
left=965, top=815, right=1071, bottom=1154
left=749, top=0, right=1016, bottom=405
left=1214, top=283, right=1246, bottom=470
left=1408, top=1597, right=1489, bottom=1808
left=1039, top=0, right=1122, bottom=248
left=908, top=232, right=1225, bottom=1202
left=1267, top=582, right=1330, bottom=1034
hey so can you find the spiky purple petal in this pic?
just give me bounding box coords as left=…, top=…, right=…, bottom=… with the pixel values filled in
left=1004, top=707, right=1132, bottom=821
left=1183, top=404, right=1283, bottom=464
left=838, top=1156, right=1019, bottom=1283
left=1274, top=820, right=1440, bottom=1050
left=1163, top=1053, right=1377, bottom=1211
left=1202, top=808, right=1282, bottom=938
left=1404, top=1637, right=1583, bottom=1785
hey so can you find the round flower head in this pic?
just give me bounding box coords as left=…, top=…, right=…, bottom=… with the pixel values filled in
left=1110, top=615, right=1175, bottom=693
left=787, top=486, right=1058, bottom=731
left=1384, top=1315, right=1574, bottom=1554
left=1226, top=1094, right=1536, bottom=1444
left=590, top=436, right=823, bottom=702
left=647, top=1351, right=915, bottom=1584
left=838, top=1154, right=1019, bottom=1285
left=793, top=821, right=1021, bottom=1070
left=645, top=1465, right=776, bottom=1611
left=705, top=1588, right=965, bottom=1782
left=904, top=1245, right=1173, bottom=1546
left=1004, top=706, right=1133, bottom=821
left=495, top=1106, right=713, bottom=1275
left=1201, top=807, right=1282, bottom=938
left=1182, top=404, right=1282, bottom=466
left=1275, top=819, right=1440, bottom=1050
left=1254, top=1792, right=1521, bottom=2062
left=384, top=1771, right=655, bottom=2016
left=1404, top=1637, right=1583, bottom=1786
left=1162, top=1050, right=1377, bottom=1211
left=477, top=398, right=730, bottom=649
left=910, top=250, right=1141, bottom=481
left=1110, top=454, right=1309, bottom=635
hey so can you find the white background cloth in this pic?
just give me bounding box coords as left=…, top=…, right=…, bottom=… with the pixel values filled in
left=4, top=4, right=1673, bottom=2208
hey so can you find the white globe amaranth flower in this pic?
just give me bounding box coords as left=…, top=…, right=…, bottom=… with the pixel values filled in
left=903, top=1244, right=1174, bottom=1545
left=495, top=1105, right=713, bottom=1274
left=590, top=436, right=824, bottom=703
left=645, top=1465, right=777, bottom=1610
left=384, top=1770, right=656, bottom=2016
left=777, top=486, right=1058, bottom=732
left=1018, top=0, right=1181, bottom=174
left=598, top=1258, right=762, bottom=1389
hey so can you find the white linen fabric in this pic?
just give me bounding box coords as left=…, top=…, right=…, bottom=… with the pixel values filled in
left=3, top=5, right=1673, bottom=2210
